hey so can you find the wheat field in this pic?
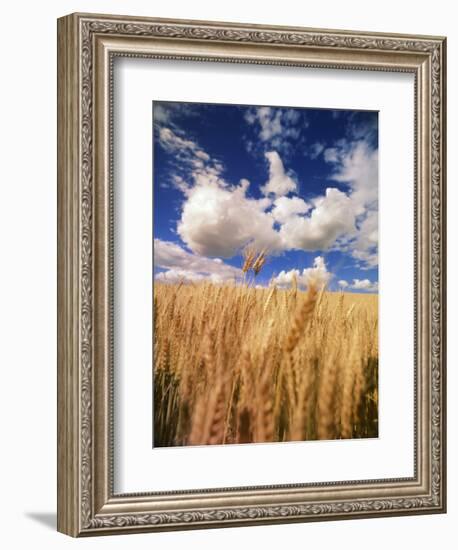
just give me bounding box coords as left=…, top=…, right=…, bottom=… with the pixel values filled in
left=153, top=281, right=378, bottom=447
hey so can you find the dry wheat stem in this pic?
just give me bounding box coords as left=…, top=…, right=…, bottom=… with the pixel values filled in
left=154, top=281, right=378, bottom=446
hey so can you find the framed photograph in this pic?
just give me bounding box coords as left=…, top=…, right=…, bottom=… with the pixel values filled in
left=57, top=13, right=446, bottom=536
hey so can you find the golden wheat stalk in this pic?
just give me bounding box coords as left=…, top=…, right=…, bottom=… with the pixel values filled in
left=290, top=358, right=313, bottom=440
left=263, top=285, right=277, bottom=314
left=291, top=272, right=298, bottom=301
left=252, top=250, right=267, bottom=276
left=207, top=384, right=227, bottom=445
left=188, top=396, right=207, bottom=446
left=285, top=283, right=319, bottom=354
left=242, top=246, right=256, bottom=274
left=153, top=280, right=378, bottom=447
left=340, top=348, right=357, bottom=438
left=254, top=367, right=275, bottom=442
left=317, top=349, right=339, bottom=440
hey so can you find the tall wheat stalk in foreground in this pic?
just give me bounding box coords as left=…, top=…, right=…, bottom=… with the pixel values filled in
left=153, top=279, right=378, bottom=446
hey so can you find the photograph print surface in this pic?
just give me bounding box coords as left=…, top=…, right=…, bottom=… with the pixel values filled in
left=153, top=101, right=378, bottom=447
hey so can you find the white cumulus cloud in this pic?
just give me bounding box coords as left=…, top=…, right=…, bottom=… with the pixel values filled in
left=261, top=151, right=298, bottom=197
left=154, top=239, right=242, bottom=283
left=351, top=278, right=378, bottom=292
left=332, top=140, right=378, bottom=212
left=324, top=139, right=379, bottom=267
left=155, top=113, right=379, bottom=271
left=177, top=178, right=281, bottom=258
left=337, top=278, right=378, bottom=292
left=272, top=256, right=332, bottom=290
left=271, top=196, right=310, bottom=224
left=351, top=209, right=378, bottom=267
left=279, top=188, right=357, bottom=251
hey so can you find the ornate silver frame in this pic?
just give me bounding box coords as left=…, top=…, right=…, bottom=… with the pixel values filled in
left=57, top=13, right=446, bottom=536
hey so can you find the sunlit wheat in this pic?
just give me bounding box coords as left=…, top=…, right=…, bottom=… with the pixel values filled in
left=153, top=271, right=378, bottom=446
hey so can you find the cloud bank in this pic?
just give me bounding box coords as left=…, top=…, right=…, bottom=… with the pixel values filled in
left=155, top=240, right=338, bottom=291
left=154, top=105, right=379, bottom=272
left=154, top=239, right=242, bottom=284
left=338, top=278, right=378, bottom=292
left=261, top=151, right=297, bottom=197
left=272, top=256, right=332, bottom=290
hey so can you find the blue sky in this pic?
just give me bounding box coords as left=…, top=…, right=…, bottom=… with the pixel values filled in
left=153, top=101, right=378, bottom=292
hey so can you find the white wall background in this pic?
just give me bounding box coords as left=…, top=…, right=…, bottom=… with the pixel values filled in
left=0, top=1, right=454, bottom=548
